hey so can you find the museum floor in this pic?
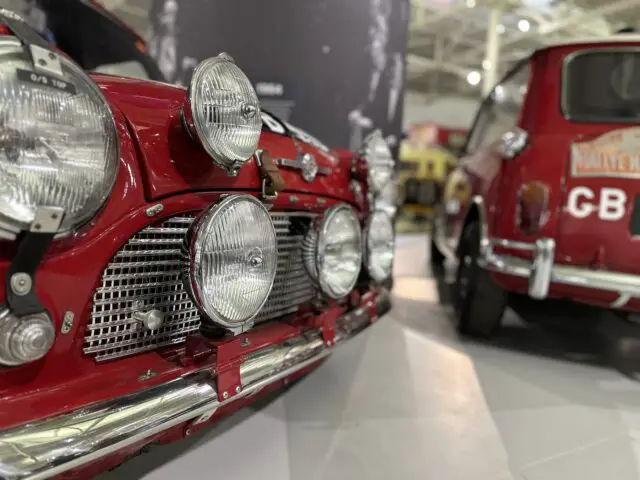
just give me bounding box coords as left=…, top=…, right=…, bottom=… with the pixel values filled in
left=100, top=233, right=640, bottom=480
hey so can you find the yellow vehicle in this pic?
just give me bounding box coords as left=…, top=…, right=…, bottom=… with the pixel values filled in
left=398, top=123, right=467, bottom=220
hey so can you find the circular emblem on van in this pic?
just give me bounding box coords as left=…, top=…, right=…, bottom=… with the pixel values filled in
left=300, top=153, right=318, bottom=182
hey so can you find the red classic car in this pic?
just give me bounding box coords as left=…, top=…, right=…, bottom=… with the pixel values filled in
left=0, top=9, right=395, bottom=479
left=432, top=36, right=640, bottom=337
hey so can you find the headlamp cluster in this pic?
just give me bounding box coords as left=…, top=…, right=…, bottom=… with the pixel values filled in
left=0, top=28, right=264, bottom=365
left=184, top=197, right=395, bottom=334
left=0, top=13, right=396, bottom=366
left=354, top=130, right=398, bottom=281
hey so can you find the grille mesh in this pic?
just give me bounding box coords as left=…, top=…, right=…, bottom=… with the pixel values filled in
left=85, top=213, right=316, bottom=362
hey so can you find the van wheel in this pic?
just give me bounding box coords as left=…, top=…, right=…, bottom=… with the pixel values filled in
left=453, top=222, right=507, bottom=337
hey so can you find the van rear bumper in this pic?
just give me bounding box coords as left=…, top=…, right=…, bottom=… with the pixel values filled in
left=480, top=238, right=640, bottom=307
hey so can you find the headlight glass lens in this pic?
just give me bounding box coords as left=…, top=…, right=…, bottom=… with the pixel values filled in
left=186, top=195, right=277, bottom=328
left=0, top=38, right=119, bottom=234
left=304, top=204, right=362, bottom=299
left=365, top=211, right=395, bottom=282
left=363, top=130, right=394, bottom=193
left=187, top=54, right=261, bottom=174
left=375, top=176, right=399, bottom=217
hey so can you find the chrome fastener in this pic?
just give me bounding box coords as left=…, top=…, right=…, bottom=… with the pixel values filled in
left=235, top=386, right=241, bottom=394
left=10, top=273, right=32, bottom=296
left=145, top=204, right=164, bottom=217
left=61, top=312, right=74, bottom=334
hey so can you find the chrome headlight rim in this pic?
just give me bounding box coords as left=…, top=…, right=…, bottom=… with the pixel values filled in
left=0, top=36, right=120, bottom=238
left=305, top=203, right=363, bottom=299
left=364, top=210, right=395, bottom=282
left=184, top=53, right=261, bottom=176
left=360, top=129, right=394, bottom=194
left=185, top=194, right=278, bottom=330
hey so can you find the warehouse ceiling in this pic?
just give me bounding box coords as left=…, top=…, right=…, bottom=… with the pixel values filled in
left=99, top=0, right=640, bottom=100
left=408, top=0, right=640, bottom=99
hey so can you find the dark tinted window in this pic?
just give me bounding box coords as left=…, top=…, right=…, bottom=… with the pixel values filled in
left=564, top=50, right=640, bottom=122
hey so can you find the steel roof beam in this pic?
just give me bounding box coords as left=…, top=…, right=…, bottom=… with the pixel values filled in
left=457, top=0, right=639, bottom=61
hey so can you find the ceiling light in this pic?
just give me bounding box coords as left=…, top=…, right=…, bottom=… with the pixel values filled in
left=496, top=24, right=506, bottom=34
left=466, top=0, right=476, bottom=7
left=467, top=71, right=481, bottom=86
left=482, top=59, right=491, bottom=70
left=518, top=19, right=531, bottom=32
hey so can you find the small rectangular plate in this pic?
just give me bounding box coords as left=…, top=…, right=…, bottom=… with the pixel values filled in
left=16, top=68, right=76, bottom=95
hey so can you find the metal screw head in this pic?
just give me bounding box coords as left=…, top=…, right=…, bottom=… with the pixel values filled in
left=222, top=391, right=229, bottom=399
left=185, top=428, right=192, bottom=436
left=136, top=309, right=165, bottom=331
left=138, top=369, right=157, bottom=382
left=48, top=52, right=56, bottom=60
left=37, top=58, right=47, bottom=66
left=61, top=311, right=74, bottom=335
left=10, top=273, right=32, bottom=296
left=218, top=52, right=235, bottom=63
left=235, top=386, right=241, bottom=394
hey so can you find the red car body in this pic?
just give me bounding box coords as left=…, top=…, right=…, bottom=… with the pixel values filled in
left=0, top=14, right=389, bottom=480
left=433, top=37, right=640, bottom=335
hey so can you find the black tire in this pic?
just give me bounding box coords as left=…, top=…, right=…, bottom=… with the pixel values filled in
left=453, top=222, right=507, bottom=337
left=429, top=224, right=445, bottom=273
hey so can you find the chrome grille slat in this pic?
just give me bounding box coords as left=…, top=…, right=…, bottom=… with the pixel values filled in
left=85, top=212, right=317, bottom=362
left=115, top=249, right=183, bottom=258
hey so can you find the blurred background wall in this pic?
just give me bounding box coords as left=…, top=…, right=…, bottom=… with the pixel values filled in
left=145, top=0, right=411, bottom=153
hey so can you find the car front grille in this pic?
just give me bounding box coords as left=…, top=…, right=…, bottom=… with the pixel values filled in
left=84, top=212, right=317, bottom=362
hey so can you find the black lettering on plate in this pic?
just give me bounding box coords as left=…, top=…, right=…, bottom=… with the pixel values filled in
left=16, top=69, right=77, bottom=95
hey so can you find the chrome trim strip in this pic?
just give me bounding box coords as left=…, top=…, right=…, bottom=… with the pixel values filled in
left=0, top=295, right=384, bottom=480
left=611, top=293, right=631, bottom=309
left=273, top=157, right=332, bottom=175
left=480, top=237, right=640, bottom=300
left=489, top=238, right=536, bottom=251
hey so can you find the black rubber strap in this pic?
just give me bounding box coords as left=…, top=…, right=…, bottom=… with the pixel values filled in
left=0, top=10, right=49, bottom=48
left=5, top=232, right=54, bottom=316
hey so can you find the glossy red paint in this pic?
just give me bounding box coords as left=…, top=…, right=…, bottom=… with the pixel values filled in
left=94, top=75, right=355, bottom=203
left=438, top=39, right=640, bottom=309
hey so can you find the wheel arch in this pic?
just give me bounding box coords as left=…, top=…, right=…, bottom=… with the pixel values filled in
left=455, top=195, right=490, bottom=258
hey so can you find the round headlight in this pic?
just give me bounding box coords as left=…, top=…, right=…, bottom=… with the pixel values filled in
left=362, top=130, right=394, bottom=193
left=365, top=211, right=395, bottom=282
left=374, top=176, right=399, bottom=217
left=303, top=204, right=363, bottom=299
left=184, top=53, right=262, bottom=175
left=0, top=37, right=119, bottom=236
left=185, top=195, right=278, bottom=330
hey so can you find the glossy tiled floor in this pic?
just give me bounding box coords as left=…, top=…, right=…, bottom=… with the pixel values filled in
left=101, top=234, right=640, bottom=480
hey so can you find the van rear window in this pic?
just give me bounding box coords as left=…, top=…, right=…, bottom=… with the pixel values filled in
left=564, top=50, right=640, bottom=123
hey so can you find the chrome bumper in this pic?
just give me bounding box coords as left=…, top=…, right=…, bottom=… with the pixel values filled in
left=0, top=293, right=387, bottom=480
left=480, top=238, right=640, bottom=305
